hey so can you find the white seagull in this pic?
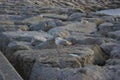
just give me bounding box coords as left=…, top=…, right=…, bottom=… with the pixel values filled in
left=80, top=20, right=89, bottom=24
left=55, top=37, right=72, bottom=46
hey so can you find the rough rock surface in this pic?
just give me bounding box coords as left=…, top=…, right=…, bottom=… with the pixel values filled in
left=0, top=0, right=119, bottom=80
left=13, top=47, right=94, bottom=79
left=30, top=65, right=110, bottom=80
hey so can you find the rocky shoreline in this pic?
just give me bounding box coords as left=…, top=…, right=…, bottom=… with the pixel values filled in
left=0, top=0, right=120, bottom=80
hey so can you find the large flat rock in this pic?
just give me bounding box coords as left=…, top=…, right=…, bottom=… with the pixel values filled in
left=97, top=8, right=120, bottom=16
left=29, top=64, right=110, bottom=80
left=0, top=31, right=52, bottom=50
left=13, top=47, right=94, bottom=79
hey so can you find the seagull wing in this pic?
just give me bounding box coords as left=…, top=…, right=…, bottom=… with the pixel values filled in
left=59, top=40, right=72, bottom=46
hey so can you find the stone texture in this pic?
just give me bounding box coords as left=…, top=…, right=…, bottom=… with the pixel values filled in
left=29, top=19, right=64, bottom=31
left=0, top=0, right=119, bottom=80
left=48, top=27, right=70, bottom=38
left=111, top=45, right=120, bottom=59
left=0, top=25, right=29, bottom=32
left=106, top=59, right=120, bottom=65
left=97, top=22, right=114, bottom=36
left=100, top=42, right=118, bottom=56
left=108, top=30, right=120, bottom=40
left=0, top=31, right=52, bottom=48
left=66, top=32, right=104, bottom=45
left=13, top=47, right=94, bottom=79
left=40, top=13, right=68, bottom=20
left=48, top=22, right=97, bottom=37
left=68, top=12, right=87, bottom=21
left=105, top=65, right=120, bottom=80
left=29, top=64, right=110, bottom=80
left=0, top=31, right=53, bottom=61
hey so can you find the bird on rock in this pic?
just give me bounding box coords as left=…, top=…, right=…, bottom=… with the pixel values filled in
left=80, top=19, right=89, bottom=24
left=55, top=37, right=72, bottom=46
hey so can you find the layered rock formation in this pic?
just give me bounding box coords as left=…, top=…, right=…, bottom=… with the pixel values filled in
left=0, top=0, right=120, bottom=80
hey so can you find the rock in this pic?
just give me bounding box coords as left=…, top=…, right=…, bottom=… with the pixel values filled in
left=104, top=65, right=120, bottom=80
left=84, top=65, right=111, bottom=80
left=5, top=41, right=32, bottom=61
left=100, top=42, right=118, bottom=56
left=30, top=65, right=82, bottom=80
left=0, top=25, right=19, bottom=32
left=98, top=22, right=114, bottom=28
left=91, top=45, right=107, bottom=65
left=37, top=42, right=107, bottom=66
left=0, top=25, right=29, bottom=32
left=17, top=25, right=29, bottom=31
left=111, top=45, right=120, bottom=59
left=112, top=23, right=120, bottom=31
left=0, top=31, right=52, bottom=52
left=48, top=22, right=97, bottom=37
left=106, top=59, right=120, bottom=65
left=31, top=35, right=48, bottom=46
left=27, top=0, right=120, bottom=11
left=36, top=38, right=57, bottom=49
left=0, top=21, right=15, bottom=25
left=22, top=15, right=50, bottom=24
left=81, top=18, right=105, bottom=26
left=0, top=15, right=24, bottom=21
left=0, top=0, right=120, bottom=80
left=48, top=27, right=70, bottom=38
left=108, top=30, right=120, bottom=40
left=7, top=41, right=31, bottom=50
left=102, top=16, right=120, bottom=23
left=40, top=13, right=68, bottom=20
left=29, top=64, right=110, bottom=80
left=97, top=22, right=114, bottom=36
left=0, top=31, right=52, bottom=42
left=64, top=22, right=97, bottom=33
left=68, top=12, right=86, bottom=21
left=67, top=32, right=104, bottom=45
left=29, top=19, right=64, bottom=31
left=13, top=47, right=94, bottom=79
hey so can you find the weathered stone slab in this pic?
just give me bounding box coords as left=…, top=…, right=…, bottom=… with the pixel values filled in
left=0, top=15, right=24, bottom=21
left=48, top=22, right=97, bottom=36
left=104, top=64, right=120, bottom=80
left=29, top=19, right=64, bottom=31
left=66, top=32, right=104, bottom=45
left=40, top=13, right=68, bottom=20
left=0, top=31, right=52, bottom=49
left=100, top=42, right=118, bottom=56
left=111, top=45, right=120, bottom=59
left=0, top=31, right=53, bottom=63
left=29, top=64, right=110, bottom=80
left=13, top=47, right=94, bottom=79
left=108, top=30, right=120, bottom=40
left=0, top=25, right=29, bottom=32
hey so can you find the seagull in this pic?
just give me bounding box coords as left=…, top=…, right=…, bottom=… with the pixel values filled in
left=80, top=20, right=89, bottom=24
left=55, top=37, right=72, bottom=46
